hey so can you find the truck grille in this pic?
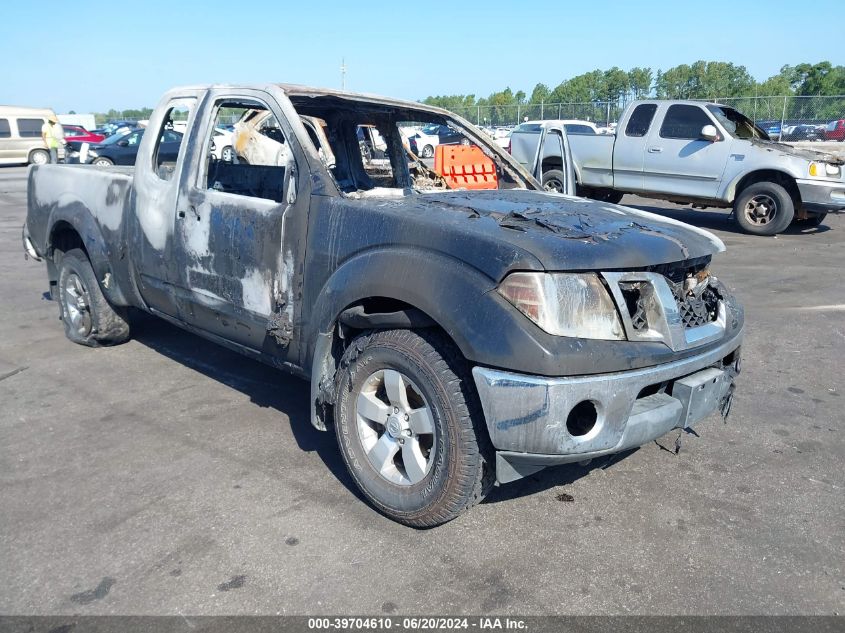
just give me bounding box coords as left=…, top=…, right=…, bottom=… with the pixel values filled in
left=603, top=258, right=727, bottom=351
left=616, top=268, right=720, bottom=332
left=670, top=283, right=720, bottom=329
left=618, top=282, right=650, bottom=331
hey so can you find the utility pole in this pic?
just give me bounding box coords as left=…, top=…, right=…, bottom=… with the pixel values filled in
left=340, top=58, right=347, bottom=91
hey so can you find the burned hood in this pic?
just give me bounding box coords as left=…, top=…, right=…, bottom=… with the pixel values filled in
left=749, top=138, right=845, bottom=165
left=405, top=189, right=724, bottom=273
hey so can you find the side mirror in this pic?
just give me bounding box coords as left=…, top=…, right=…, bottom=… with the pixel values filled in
left=700, top=125, right=719, bottom=142
left=117, top=139, right=129, bottom=147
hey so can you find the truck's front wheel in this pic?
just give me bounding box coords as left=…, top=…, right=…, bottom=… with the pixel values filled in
left=333, top=329, right=493, bottom=527
left=57, top=249, right=130, bottom=347
left=733, top=182, right=794, bottom=235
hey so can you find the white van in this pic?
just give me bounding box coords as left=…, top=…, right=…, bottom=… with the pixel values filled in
left=0, top=105, right=64, bottom=165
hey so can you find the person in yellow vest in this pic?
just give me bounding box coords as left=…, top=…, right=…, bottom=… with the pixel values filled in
left=40, top=115, right=64, bottom=164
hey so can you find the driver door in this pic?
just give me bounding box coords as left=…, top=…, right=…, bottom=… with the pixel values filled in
left=641, top=104, right=731, bottom=199
left=170, top=91, right=307, bottom=357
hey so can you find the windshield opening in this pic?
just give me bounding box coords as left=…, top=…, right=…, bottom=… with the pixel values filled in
left=706, top=105, right=768, bottom=140
left=288, top=95, right=533, bottom=197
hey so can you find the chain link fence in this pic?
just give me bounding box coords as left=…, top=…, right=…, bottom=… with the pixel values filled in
left=447, top=95, right=845, bottom=137
left=449, top=102, right=629, bottom=128
left=713, top=95, right=845, bottom=140
left=93, top=95, right=845, bottom=140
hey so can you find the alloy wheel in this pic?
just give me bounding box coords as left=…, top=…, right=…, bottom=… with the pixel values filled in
left=63, top=273, right=92, bottom=336
left=355, top=369, right=436, bottom=486
left=743, top=194, right=778, bottom=226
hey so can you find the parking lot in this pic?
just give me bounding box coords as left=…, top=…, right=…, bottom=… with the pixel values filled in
left=1, top=164, right=843, bottom=615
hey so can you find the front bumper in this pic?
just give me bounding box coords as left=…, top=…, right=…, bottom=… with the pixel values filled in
left=796, top=178, right=845, bottom=213
left=473, top=331, right=742, bottom=483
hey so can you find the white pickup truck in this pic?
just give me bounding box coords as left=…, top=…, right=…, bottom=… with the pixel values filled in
left=511, top=100, right=845, bottom=235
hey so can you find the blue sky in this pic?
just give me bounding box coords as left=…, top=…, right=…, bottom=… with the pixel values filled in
left=2, top=0, right=842, bottom=113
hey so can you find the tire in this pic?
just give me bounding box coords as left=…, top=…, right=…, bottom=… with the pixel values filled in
left=575, top=183, right=624, bottom=204
left=733, top=181, right=795, bottom=235
left=221, top=146, right=233, bottom=162
left=333, top=329, right=494, bottom=527
left=542, top=169, right=567, bottom=193
left=806, top=212, right=828, bottom=227
left=57, top=249, right=130, bottom=347
left=596, top=190, right=624, bottom=204
left=792, top=211, right=828, bottom=228
left=29, top=149, right=49, bottom=165
left=92, top=157, right=114, bottom=167
left=421, top=145, right=434, bottom=159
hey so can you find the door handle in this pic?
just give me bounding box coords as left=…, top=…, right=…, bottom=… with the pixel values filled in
left=647, top=147, right=663, bottom=153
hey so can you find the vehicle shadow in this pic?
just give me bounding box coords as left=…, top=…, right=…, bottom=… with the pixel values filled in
left=623, top=200, right=832, bottom=235
left=483, top=449, right=640, bottom=505
left=127, top=312, right=707, bottom=509
left=127, top=312, right=365, bottom=502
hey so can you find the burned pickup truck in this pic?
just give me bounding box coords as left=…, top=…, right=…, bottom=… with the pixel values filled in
left=23, top=84, right=743, bottom=526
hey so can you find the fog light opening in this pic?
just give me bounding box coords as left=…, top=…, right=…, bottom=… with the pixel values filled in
left=567, top=401, right=598, bottom=437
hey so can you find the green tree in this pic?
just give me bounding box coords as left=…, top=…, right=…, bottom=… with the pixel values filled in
left=782, top=62, right=845, bottom=95
left=628, top=67, right=653, bottom=98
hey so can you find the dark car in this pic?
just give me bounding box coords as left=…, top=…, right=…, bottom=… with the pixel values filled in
left=408, top=123, right=470, bottom=157
left=424, top=123, right=465, bottom=145
left=756, top=120, right=781, bottom=139
left=782, top=124, right=826, bottom=142
left=86, top=128, right=182, bottom=166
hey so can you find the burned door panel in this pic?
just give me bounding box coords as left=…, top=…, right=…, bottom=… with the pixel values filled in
left=170, top=92, right=306, bottom=358
left=131, top=96, right=199, bottom=318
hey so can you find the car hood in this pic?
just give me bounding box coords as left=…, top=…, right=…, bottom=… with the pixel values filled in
left=748, top=137, right=845, bottom=165
left=361, top=189, right=724, bottom=276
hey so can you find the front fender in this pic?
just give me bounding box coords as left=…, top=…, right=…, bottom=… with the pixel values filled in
left=306, top=246, right=499, bottom=365
left=305, top=244, right=744, bottom=384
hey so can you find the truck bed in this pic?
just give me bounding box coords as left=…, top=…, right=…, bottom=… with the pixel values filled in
left=26, top=164, right=134, bottom=257
left=568, top=134, right=615, bottom=189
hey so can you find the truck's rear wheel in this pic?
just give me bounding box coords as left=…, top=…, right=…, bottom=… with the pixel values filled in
left=542, top=169, right=567, bottom=193
left=573, top=182, right=624, bottom=204
left=733, top=182, right=794, bottom=235
left=333, top=329, right=493, bottom=527
left=57, top=249, right=130, bottom=347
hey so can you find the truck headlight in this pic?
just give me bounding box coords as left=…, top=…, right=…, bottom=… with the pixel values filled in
left=498, top=272, right=626, bottom=340
left=809, top=162, right=841, bottom=178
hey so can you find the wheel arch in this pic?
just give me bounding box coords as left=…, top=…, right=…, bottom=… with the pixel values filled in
left=727, top=169, right=801, bottom=206
left=541, top=157, right=564, bottom=173
left=46, top=203, right=130, bottom=306
left=305, top=247, right=508, bottom=431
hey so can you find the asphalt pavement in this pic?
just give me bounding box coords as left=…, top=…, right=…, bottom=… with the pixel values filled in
left=1, top=165, right=843, bottom=615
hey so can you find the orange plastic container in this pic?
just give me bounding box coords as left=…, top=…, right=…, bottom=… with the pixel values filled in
left=433, top=145, right=498, bottom=190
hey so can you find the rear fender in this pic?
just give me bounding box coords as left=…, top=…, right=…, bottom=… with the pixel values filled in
left=47, top=200, right=130, bottom=306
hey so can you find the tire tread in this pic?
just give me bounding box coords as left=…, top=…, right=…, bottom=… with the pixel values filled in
left=334, top=328, right=494, bottom=527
